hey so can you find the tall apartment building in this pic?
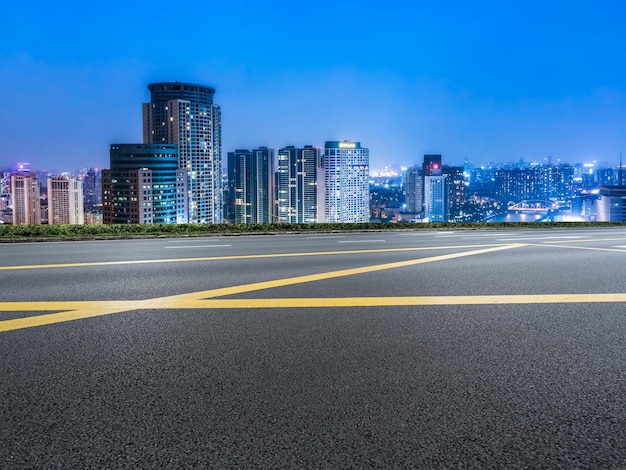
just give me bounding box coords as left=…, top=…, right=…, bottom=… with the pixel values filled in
left=540, top=165, right=574, bottom=199
left=319, top=141, right=369, bottom=223
left=103, top=168, right=154, bottom=224
left=82, top=168, right=101, bottom=209
left=495, top=168, right=542, bottom=202
left=443, top=166, right=465, bottom=221
left=405, top=156, right=462, bottom=222
left=277, top=145, right=320, bottom=223
left=495, top=165, right=574, bottom=202
left=11, top=170, right=41, bottom=225
left=48, top=175, right=84, bottom=224
left=143, top=82, right=222, bottom=224
left=102, top=144, right=179, bottom=224
left=404, top=166, right=423, bottom=214
left=424, top=176, right=448, bottom=222
left=227, top=147, right=275, bottom=224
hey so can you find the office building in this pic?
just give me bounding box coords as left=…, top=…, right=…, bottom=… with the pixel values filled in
left=227, top=147, right=275, bottom=224
left=103, top=168, right=153, bottom=224
left=424, top=175, right=448, bottom=222
left=404, top=166, right=423, bottom=214
left=443, top=166, right=465, bottom=221
left=82, top=168, right=101, bottom=209
left=103, top=144, right=178, bottom=224
left=47, top=175, right=84, bottom=225
left=277, top=145, right=320, bottom=223
left=319, top=141, right=369, bottom=223
left=11, top=170, right=41, bottom=225
left=143, top=82, right=222, bottom=224
left=597, top=186, right=626, bottom=221
left=494, top=168, right=542, bottom=202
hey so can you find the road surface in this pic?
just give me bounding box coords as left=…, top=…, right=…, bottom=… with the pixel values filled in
left=1, top=228, right=625, bottom=468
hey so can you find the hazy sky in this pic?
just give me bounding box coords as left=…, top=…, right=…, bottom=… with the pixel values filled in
left=2, top=0, right=626, bottom=172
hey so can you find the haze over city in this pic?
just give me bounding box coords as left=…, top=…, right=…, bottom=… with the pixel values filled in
left=2, top=0, right=626, bottom=172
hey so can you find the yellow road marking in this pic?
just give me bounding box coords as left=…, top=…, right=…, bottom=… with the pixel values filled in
left=542, top=237, right=626, bottom=244
left=535, top=243, right=626, bottom=253
left=150, top=244, right=524, bottom=303
left=163, top=294, right=626, bottom=308
left=3, top=293, right=626, bottom=333
left=0, top=243, right=503, bottom=271
left=3, top=242, right=624, bottom=334
left=0, top=244, right=522, bottom=332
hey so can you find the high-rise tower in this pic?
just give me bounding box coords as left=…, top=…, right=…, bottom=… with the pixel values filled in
left=227, top=147, right=275, bottom=224
left=143, top=82, right=222, bottom=224
left=11, top=169, right=41, bottom=225
left=277, top=145, right=320, bottom=223
left=48, top=175, right=84, bottom=225
left=319, top=141, right=369, bottom=223
left=404, top=166, right=423, bottom=214
left=420, top=154, right=448, bottom=222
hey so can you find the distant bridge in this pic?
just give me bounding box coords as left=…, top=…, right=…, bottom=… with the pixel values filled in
left=507, top=199, right=557, bottom=212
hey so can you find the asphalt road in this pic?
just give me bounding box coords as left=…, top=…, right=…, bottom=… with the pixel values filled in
left=1, top=228, right=626, bottom=468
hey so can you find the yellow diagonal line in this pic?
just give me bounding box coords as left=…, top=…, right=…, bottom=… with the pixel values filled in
left=0, top=307, right=134, bottom=332
left=152, top=244, right=525, bottom=304
left=535, top=243, right=626, bottom=253
left=542, top=237, right=626, bottom=244
left=0, top=244, right=501, bottom=271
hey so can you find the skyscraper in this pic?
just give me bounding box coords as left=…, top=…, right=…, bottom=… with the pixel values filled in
left=442, top=166, right=465, bottom=221
left=82, top=168, right=100, bottom=209
left=11, top=169, right=41, bottom=225
left=424, top=175, right=448, bottom=222
left=277, top=145, right=320, bottom=223
left=319, top=141, right=369, bottom=223
left=143, top=82, right=222, bottom=224
left=404, top=166, right=423, bottom=214
left=103, top=144, right=179, bottom=224
left=227, top=147, right=275, bottom=224
left=48, top=175, right=84, bottom=225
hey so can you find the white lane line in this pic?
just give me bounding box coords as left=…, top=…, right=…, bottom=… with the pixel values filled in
left=338, top=240, right=386, bottom=243
left=306, top=236, right=347, bottom=239
left=165, top=245, right=232, bottom=249
left=166, top=239, right=224, bottom=242
left=496, top=236, right=590, bottom=241
left=612, top=246, right=626, bottom=249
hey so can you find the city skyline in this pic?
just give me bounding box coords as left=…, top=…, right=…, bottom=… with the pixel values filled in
left=2, top=1, right=626, bottom=172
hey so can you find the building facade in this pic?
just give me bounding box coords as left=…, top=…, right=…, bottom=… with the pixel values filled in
left=424, top=175, right=448, bottom=222
left=319, top=141, right=369, bottom=223
left=103, top=168, right=154, bottom=224
left=404, top=166, right=423, bottom=214
left=11, top=171, right=41, bottom=225
left=82, top=168, right=101, bottom=209
left=47, top=175, right=84, bottom=224
left=277, top=145, right=320, bottom=223
left=227, top=147, right=275, bottom=224
left=143, top=82, right=222, bottom=224
left=103, top=144, right=178, bottom=224
left=597, top=186, right=626, bottom=221
left=443, top=166, right=465, bottom=221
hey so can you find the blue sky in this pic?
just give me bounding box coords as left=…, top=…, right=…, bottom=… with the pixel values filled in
left=2, top=0, right=626, bottom=172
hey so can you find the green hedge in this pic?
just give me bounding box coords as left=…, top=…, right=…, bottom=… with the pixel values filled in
left=0, top=221, right=624, bottom=240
